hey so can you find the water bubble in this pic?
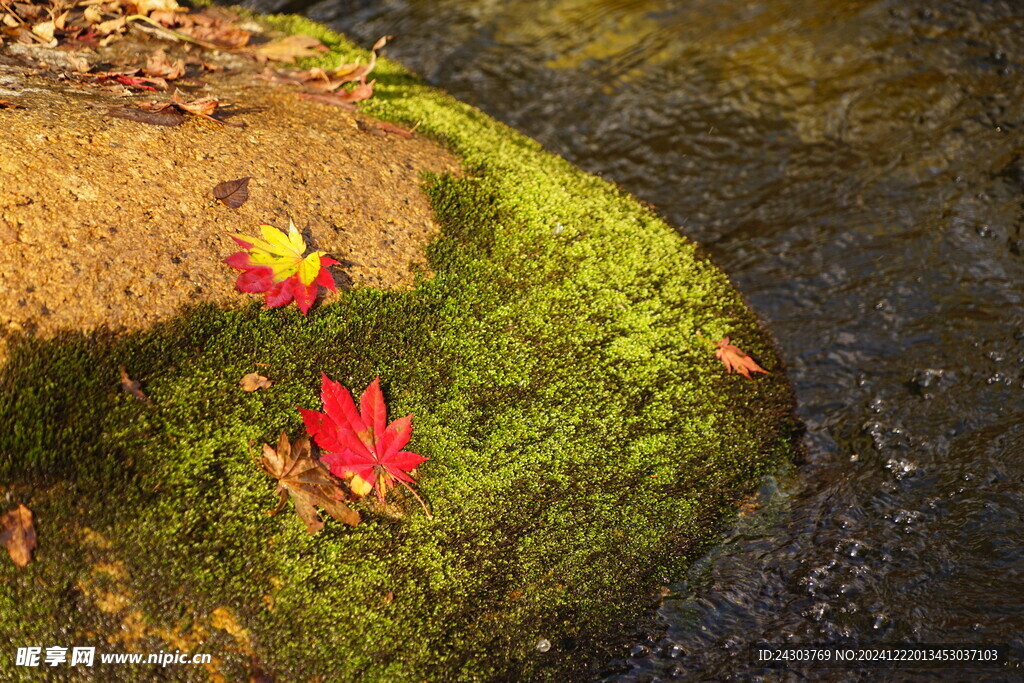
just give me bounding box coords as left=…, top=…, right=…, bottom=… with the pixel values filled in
left=892, top=509, right=922, bottom=525
left=976, top=224, right=994, bottom=238
left=911, top=368, right=944, bottom=390
left=806, top=602, right=829, bottom=621
left=535, top=638, right=551, bottom=653
left=885, top=458, right=919, bottom=480
left=836, top=538, right=866, bottom=558
left=872, top=613, right=890, bottom=630
left=666, top=644, right=685, bottom=659
left=868, top=397, right=885, bottom=413
left=629, top=644, right=649, bottom=658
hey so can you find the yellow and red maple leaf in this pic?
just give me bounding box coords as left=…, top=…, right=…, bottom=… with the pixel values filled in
left=223, top=221, right=337, bottom=314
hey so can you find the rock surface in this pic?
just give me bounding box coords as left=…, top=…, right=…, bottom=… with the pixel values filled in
left=0, top=36, right=455, bottom=348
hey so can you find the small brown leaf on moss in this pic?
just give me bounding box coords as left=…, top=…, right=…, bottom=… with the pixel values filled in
left=259, top=433, right=360, bottom=533
left=239, top=372, right=272, bottom=392
left=119, top=365, right=151, bottom=403
left=715, top=337, right=770, bottom=379
left=213, top=177, right=250, bottom=208
left=1, top=504, right=37, bottom=568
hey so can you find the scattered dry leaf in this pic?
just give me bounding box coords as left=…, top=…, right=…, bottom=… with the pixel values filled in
left=255, top=67, right=305, bottom=86
left=66, top=53, right=91, bottom=73
left=104, top=104, right=184, bottom=126
left=135, top=0, right=180, bottom=15
left=239, top=372, right=272, bottom=392
left=82, top=5, right=102, bottom=25
left=1, top=504, right=37, bottom=568
left=715, top=337, right=770, bottom=379
left=369, top=120, right=414, bottom=138
left=11, top=3, right=43, bottom=21
left=119, top=364, right=152, bottom=402
left=356, top=119, right=386, bottom=137
left=31, top=19, right=54, bottom=42
left=95, top=16, right=126, bottom=36
left=138, top=90, right=243, bottom=127
left=259, top=433, right=360, bottom=534
left=177, top=22, right=250, bottom=49
left=0, top=99, right=23, bottom=109
left=91, top=68, right=167, bottom=91
left=213, top=177, right=250, bottom=208
left=328, top=35, right=389, bottom=84
left=298, top=80, right=374, bottom=110
left=251, top=33, right=327, bottom=64
left=144, top=48, right=185, bottom=79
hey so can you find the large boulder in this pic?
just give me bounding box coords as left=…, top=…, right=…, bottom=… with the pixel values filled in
left=0, top=12, right=796, bottom=681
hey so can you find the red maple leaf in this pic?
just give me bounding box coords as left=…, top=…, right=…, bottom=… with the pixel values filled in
left=223, top=222, right=338, bottom=314
left=299, top=375, right=431, bottom=516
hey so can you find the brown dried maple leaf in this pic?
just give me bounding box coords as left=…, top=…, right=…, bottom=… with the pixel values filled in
left=259, top=433, right=360, bottom=533
left=715, top=337, right=770, bottom=380
left=1, top=504, right=37, bottom=568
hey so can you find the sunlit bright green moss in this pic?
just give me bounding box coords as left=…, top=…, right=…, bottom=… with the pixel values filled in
left=0, top=15, right=796, bottom=682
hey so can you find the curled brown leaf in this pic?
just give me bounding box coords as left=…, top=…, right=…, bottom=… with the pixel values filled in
left=144, top=49, right=185, bottom=80
left=1, top=504, right=37, bottom=568
left=119, top=364, right=152, bottom=402
left=239, top=372, right=272, bottom=392
left=213, top=177, right=251, bottom=208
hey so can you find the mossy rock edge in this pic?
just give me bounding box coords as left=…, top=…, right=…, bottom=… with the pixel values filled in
left=0, top=14, right=798, bottom=681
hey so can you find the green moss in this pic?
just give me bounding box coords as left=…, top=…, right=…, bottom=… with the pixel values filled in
left=0, top=16, right=796, bottom=682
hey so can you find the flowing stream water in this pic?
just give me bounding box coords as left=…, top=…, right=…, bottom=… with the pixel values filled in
left=245, top=0, right=1024, bottom=677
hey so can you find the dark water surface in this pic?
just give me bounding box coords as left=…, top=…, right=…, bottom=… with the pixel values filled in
left=249, top=0, right=1024, bottom=677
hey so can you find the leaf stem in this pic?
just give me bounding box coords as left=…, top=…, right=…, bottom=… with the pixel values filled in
left=398, top=479, right=433, bottom=519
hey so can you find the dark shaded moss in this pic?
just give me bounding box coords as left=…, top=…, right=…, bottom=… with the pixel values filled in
left=0, top=16, right=797, bottom=682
